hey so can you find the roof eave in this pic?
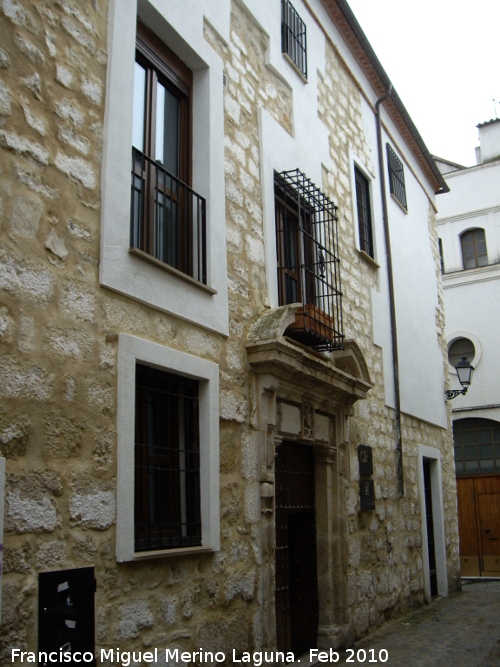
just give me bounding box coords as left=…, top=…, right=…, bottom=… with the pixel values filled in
left=320, top=0, right=449, bottom=195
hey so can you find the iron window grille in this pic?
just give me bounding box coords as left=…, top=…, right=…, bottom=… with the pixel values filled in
left=135, top=364, right=201, bottom=551
left=354, top=166, right=374, bottom=258
left=131, top=148, right=207, bottom=283
left=460, top=228, right=488, bottom=270
left=275, top=169, right=344, bottom=351
left=130, top=27, right=207, bottom=284
left=386, top=144, right=407, bottom=210
left=281, top=0, right=307, bottom=79
left=453, top=418, right=500, bottom=476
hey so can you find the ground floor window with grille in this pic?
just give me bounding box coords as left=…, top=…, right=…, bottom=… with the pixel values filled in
left=135, top=363, right=201, bottom=551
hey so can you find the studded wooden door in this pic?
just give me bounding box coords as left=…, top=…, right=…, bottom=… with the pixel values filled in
left=275, top=441, right=318, bottom=656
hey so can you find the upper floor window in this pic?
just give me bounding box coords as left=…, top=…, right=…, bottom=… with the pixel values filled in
left=135, top=363, right=201, bottom=551
left=386, top=144, right=407, bottom=210
left=274, top=169, right=343, bottom=351
left=281, top=0, right=307, bottom=79
left=460, top=228, right=488, bottom=270
left=354, top=166, right=374, bottom=258
left=131, top=23, right=207, bottom=284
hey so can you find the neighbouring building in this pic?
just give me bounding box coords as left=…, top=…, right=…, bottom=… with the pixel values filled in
left=436, top=118, right=500, bottom=578
left=0, top=0, right=459, bottom=661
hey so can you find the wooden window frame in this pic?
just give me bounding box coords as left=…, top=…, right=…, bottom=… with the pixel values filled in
left=460, top=228, right=488, bottom=270
left=354, top=166, right=374, bottom=258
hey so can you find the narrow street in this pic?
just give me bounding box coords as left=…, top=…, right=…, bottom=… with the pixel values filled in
left=327, top=581, right=500, bottom=667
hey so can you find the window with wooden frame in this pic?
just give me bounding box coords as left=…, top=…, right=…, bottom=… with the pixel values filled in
left=354, top=166, right=374, bottom=258
left=281, top=0, right=307, bottom=79
left=460, top=228, right=488, bottom=270
left=274, top=170, right=343, bottom=351
left=131, top=23, right=207, bottom=284
left=135, top=363, right=201, bottom=551
left=386, top=144, right=407, bottom=210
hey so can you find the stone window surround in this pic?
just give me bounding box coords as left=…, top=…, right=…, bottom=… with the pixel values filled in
left=116, top=333, right=220, bottom=561
left=101, top=0, right=228, bottom=336
left=417, top=444, right=448, bottom=602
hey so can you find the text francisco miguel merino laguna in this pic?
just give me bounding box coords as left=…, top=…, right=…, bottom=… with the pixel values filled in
left=11, top=648, right=343, bottom=665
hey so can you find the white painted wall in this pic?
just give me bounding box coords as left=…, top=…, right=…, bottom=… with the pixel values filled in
left=438, top=151, right=500, bottom=421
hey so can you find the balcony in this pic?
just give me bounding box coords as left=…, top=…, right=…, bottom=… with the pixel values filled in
left=275, top=169, right=344, bottom=351
left=130, top=147, right=207, bottom=284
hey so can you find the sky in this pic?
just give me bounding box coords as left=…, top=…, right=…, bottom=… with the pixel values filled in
left=346, top=0, right=500, bottom=167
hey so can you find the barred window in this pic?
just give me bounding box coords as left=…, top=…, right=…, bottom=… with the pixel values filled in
left=135, top=364, right=201, bottom=551
left=461, top=228, right=488, bottom=270
left=386, top=144, right=407, bottom=210
left=453, top=418, right=500, bottom=476
left=281, top=0, right=307, bottom=79
left=274, top=169, right=343, bottom=351
left=354, top=166, right=374, bottom=258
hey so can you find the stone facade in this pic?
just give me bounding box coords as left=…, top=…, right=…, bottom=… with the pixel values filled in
left=0, top=0, right=459, bottom=662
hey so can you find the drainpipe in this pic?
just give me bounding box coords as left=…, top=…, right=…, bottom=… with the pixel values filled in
left=375, top=86, right=404, bottom=498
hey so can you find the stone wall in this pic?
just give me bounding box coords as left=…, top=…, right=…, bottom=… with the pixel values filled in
left=0, top=0, right=459, bottom=660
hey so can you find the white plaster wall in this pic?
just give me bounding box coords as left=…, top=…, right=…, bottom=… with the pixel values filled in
left=438, top=157, right=500, bottom=418
left=359, top=99, right=447, bottom=427
left=438, top=161, right=500, bottom=273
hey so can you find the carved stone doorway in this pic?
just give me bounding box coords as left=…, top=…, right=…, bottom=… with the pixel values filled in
left=275, top=441, right=318, bottom=655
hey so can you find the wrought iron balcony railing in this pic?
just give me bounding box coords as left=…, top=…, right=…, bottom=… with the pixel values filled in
left=275, top=169, right=344, bottom=351
left=131, top=147, right=207, bottom=284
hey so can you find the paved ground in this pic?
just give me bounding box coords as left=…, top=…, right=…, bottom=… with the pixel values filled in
left=326, top=580, right=500, bottom=667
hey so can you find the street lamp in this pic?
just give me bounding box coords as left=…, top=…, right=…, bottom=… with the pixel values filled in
left=445, top=357, right=474, bottom=400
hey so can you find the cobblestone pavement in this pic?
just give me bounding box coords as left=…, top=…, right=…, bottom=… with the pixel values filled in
left=327, top=580, right=500, bottom=667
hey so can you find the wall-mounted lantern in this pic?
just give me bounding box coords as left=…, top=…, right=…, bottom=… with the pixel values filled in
left=445, top=356, right=474, bottom=400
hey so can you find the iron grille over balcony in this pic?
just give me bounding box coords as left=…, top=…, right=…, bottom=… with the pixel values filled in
left=131, top=147, right=207, bottom=284
left=275, top=169, right=344, bottom=351
left=281, top=0, right=307, bottom=79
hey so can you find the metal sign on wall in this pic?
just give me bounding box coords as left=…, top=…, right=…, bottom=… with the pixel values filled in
left=359, top=479, right=375, bottom=511
left=358, top=445, right=375, bottom=511
left=38, top=567, right=95, bottom=666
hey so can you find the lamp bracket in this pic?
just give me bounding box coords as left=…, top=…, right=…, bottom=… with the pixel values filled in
left=445, top=387, right=469, bottom=400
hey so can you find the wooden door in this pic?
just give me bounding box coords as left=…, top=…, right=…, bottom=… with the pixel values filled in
left=275, top=441, right=318, bottom=656
left=456, top=476, right=500, bottom=576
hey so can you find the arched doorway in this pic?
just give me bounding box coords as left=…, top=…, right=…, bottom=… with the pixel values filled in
left=454, top=418, right=500, bottom=576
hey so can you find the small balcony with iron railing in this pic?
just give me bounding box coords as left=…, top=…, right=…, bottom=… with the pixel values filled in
left=275, top=169, right=344, bottom=352
left=130, top=147, right=207, bottom=284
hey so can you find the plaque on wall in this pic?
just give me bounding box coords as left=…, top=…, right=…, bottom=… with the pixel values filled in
left=358, top=445, right=373, bottom=476
left=359, top=479, right=375, bottom=511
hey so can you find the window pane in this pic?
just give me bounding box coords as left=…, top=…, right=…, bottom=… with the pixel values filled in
left=480, top=459, right=494, bottom=473
left=454, top=446, right=463, bottom=461
left=464, top=460, right=479, bottom=473
left=478, top=431, right=491, bottom=445
left=155, top=81, right=180, bottom=177
left=479, top=444, right=493, bottom=458
left=464, top=445, right=476, bottom=460
left=455, top=461, right=464, bottom=474
left=132, top=61, right=146, bottom=151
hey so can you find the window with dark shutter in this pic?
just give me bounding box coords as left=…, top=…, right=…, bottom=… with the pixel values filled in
left=386, top=144, right=407, bottom=210
left=354, top=166, right=374, bottom=258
